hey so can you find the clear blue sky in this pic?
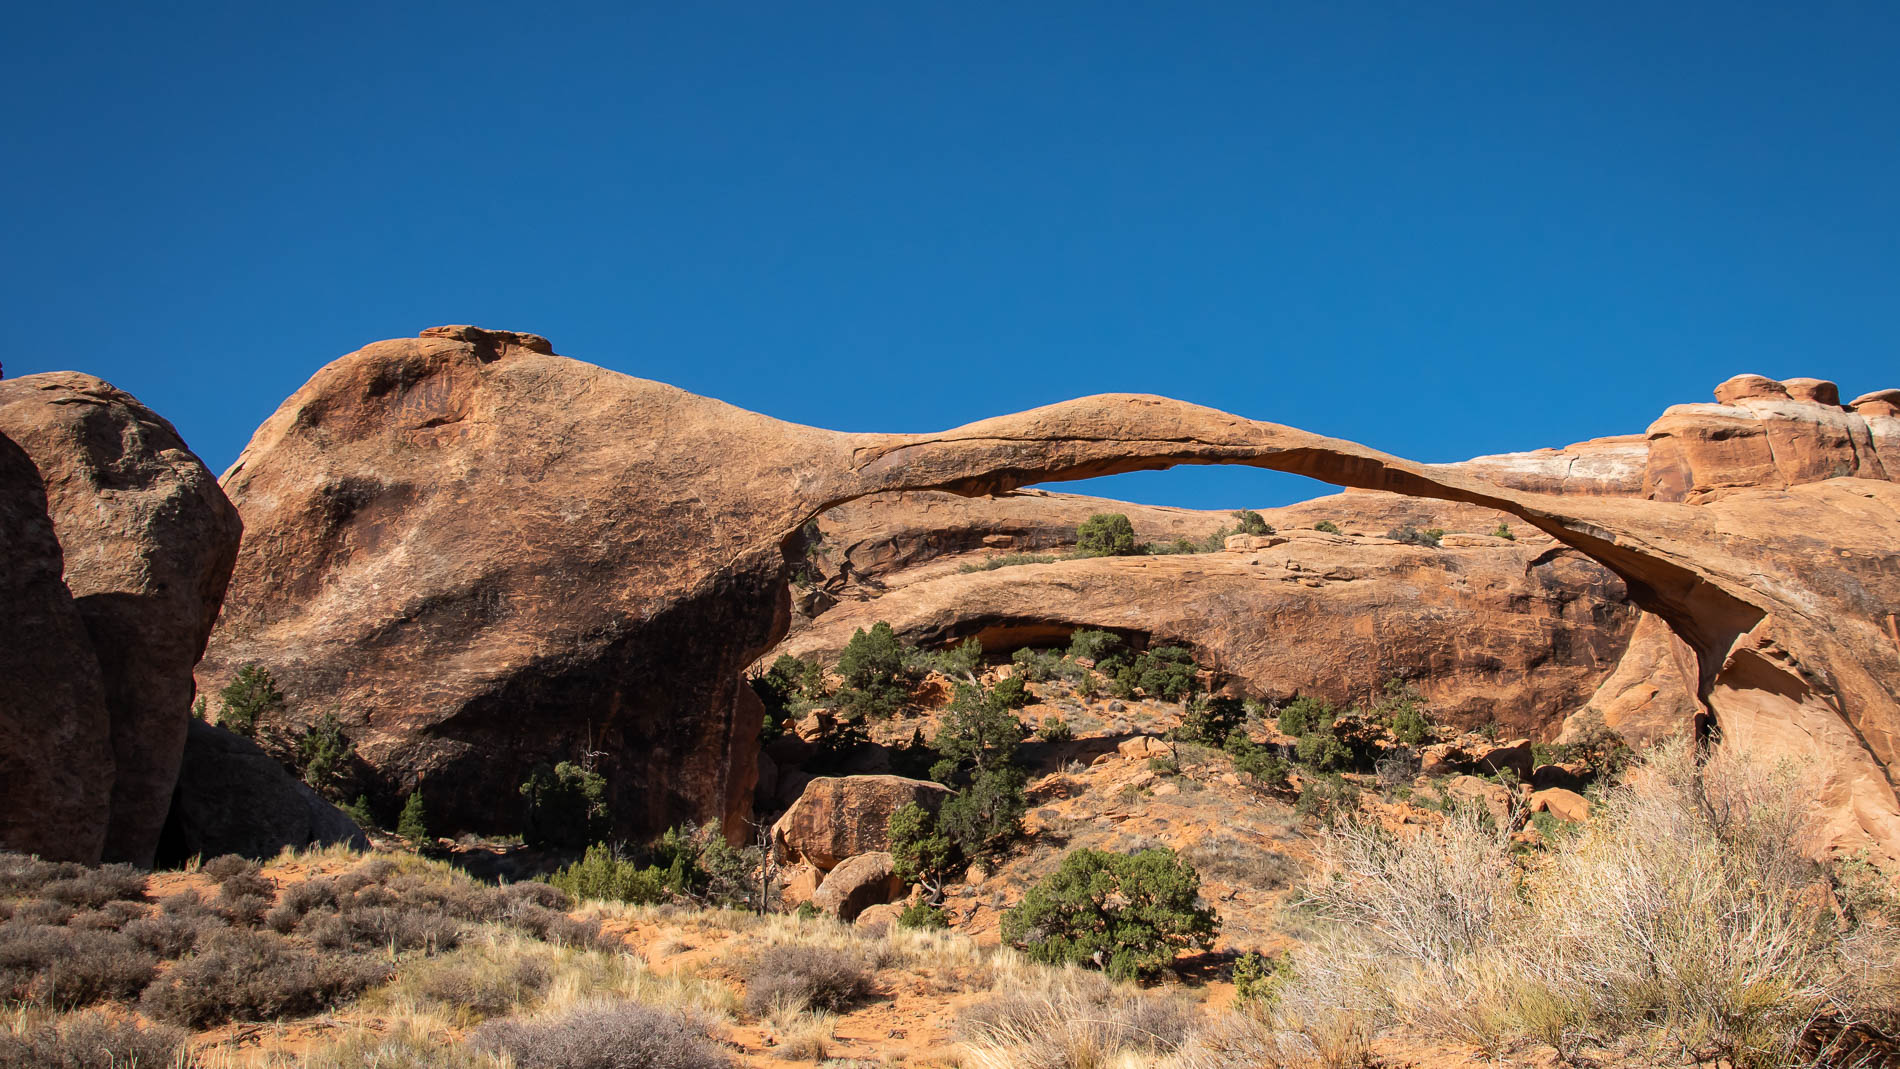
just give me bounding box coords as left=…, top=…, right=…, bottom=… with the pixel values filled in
left=7, top=3, right=1896, bottom=508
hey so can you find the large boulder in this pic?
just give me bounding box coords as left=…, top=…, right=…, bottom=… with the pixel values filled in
left=0, top=431, right=113, bottom=863
left=0, top=374, right=241, bottom=865
left=771, top=775, right=953, bottom=870
left=158, top=719, right=368, bottom=863
left=809, top=852, right=904, bottom=921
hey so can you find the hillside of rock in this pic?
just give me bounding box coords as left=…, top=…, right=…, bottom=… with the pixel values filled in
left=199, top=333, right=1900, bottom=861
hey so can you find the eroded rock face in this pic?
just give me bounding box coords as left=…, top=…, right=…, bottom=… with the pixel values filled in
left=0, top=375, right=241, bottom=866
left=770, top=775, right=952, bottom=870
left=203, top=330, right=1900, bottom=860
left=780, top=512, right=1640, bottom=740
left=0, top=431, right=112, bottom=863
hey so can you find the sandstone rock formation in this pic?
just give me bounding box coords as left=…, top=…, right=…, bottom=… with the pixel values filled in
left=777, top=506, right=1642, bottom=739
left=770, top=775, right=952, bottom=870
left=202, top=333, right=1900, bottom=861
left=0, top=431, right=112, bottom=863
left=809, top=851, right=904, bottom=921
left=0, top=375, right=241, bottom=866
left=158, top=719, right=370, bottom=863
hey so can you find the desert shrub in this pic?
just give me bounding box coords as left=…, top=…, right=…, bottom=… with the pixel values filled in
left=397, top=790, right=431, bottom=841
left=888, top=803, right=958, bottom=888
left=931, top=681, right=1027, bottom=781
left=959, top=974, right=1195, bottom=1063
left=216, top=893, right=271, bottom=928
left=469, top=1000, right=733, bottom=1069
left=753, top=653, right=826, bottom=717
left=1387, top=524, right=1444, bottom=547
left=1294, top=730, right=1353, bottom=771
left=309, top=904, right=464, bottom=953
left=40, top=864, right=145, bottom=909
left=1313, top=519, right=1342, bottom=533
left=0, top=925, right=156, bottom=1009
left=200, top=853, right=255, bottom=884
left=1231, top=508, right=1275, bottom=536
left=1010, top=647, right=1063, bottom=682
left=3, top=899, right=74, bottom=927
left=498, top=881, right=572, bottom=912
left=403, top=952, right=551, bottom=1023
left=210, top=859, right=274, bottom=902
left=124, top=909, right=217, bottom=958
left=1492, top=522, right=1515, bottom=540
left=218, top=662, right=283, bottom=736
left=742, top=944, right=872, bottom=1015
left=0, top=1009, right=186, bottom=1068
left=299, top=711, right=356, bottom=791
left=1232, top=950, right=1292, bottom=1007
left=548, top=844, right=667, bottom=906
left=1294, top=772, right=1362, bottom=825
left=1275, top=695, right=1335, bottom=736
left=504, top=904, right=612, bottom=950
left=936, top=767, right=1028, bottom=861
left=140, top=927, right=391, bottom=1027
left=1372, top=679, right=1432, bottom=745
left=1119, top=645, right=1199, bottom=702
left=649, top=823, right=760, bottom=909
left=0, top=854, right=82, bottom=897
left=896, top=900, right=949, bottom=929
left=1175, top=695, right=1246, bottom=746
left=1183, top=834, right=1298, bottom=890
left=64, top=900, right=147, bottom=931
left=834, top=621, right=909, bottom=720
left=519, top=760, right=610, bottom=850
left=1075, top=513, right=1138, bottom=557
left=1001, top=848, right=1218, bottom=981
left=1065, top=628, right=1123, bottom=663
left=1037, top=716, right=1073, bottom=743
left=914, top=635, right=984, bottom=679
left=303, top=1026, right=497, bottom=1069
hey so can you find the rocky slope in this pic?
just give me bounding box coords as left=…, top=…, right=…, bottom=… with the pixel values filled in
left=780, top=508, right=1641, bottom=740
left=200, top=331, right=1900, bottom=861
left=0, top=375, right=243, bottom=865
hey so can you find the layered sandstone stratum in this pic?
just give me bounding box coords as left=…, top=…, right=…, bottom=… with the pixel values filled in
left=186, top=327, right=1900, bottom=863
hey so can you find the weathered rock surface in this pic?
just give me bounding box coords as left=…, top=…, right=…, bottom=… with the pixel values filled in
left=0, top=375, right=241, bottom=866
left=1561, top=611, right=1702, bottom=745
left=770, top=775, right=952, bottom=870
left=158, top=719, right=369, bottom=863
left=0, top=431, right=112, bottom=863
left=202, top=330, right=1900, bottom=860
left=1530, top=787, right=1591, bottom=823
left=778, top=515, right=1642, bottom=739
left=809, top=851, right=904, bottom=921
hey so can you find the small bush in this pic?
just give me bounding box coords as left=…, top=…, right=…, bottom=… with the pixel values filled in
left=1065, top=628, right=1123, bottom=663
left=1175, top=695, right=1246, bottom=746
left=299, top=712, right=356, bottom=791
left=959, top=980, right=1195, bottom=1064
left=896, top=900, right=949, bottom=930
left=0, top=853, right=81, bottom=897
left=1075, top=513, right=1139, bottom=557
left=0, top=1009, right=186, bottom=1068
left=199, top=853, right=255, bottom=883
left=1275, top=695, right=1335, bottom=736
left=4, top=899, right=74, bottom=927
left=742, top=944, right=872, bottom=1016
left=504, top=904, right=612, bottom=950
left=469, top=1001, right=733, bottom=1069
left=404, top=953, right=551, bottom=1023
left=547, top=844, right=667, bottom=906
left=1010, top=647, right=1063, bottom=682
left=124, top=909, right=218, bottom=959
left=1001, top=848, right=1218, bottom=980
left=397, top=790, right=431, bottom=841
left=888, top=803, right=958, bottom=888
left=308, top=904, right=464, bottom=953
left=1313, top=519, right=1341, bottom=533
left=1491, top=522, right=1515, bottom=540
left=1387, top=524, right=1444, bottom=547
left=519, top=761, right=610, bottom=850
left=139, top=927, right=391, bottom=1027
left=1037, top=717, right=1074, bottom=743
left=960, top=552, right=1062, bottom=573
left=40, top=864, right=146, bottom=909
left=0, top=925, right=157, bottom=1009
left=218, top=662, right=283, bottom=736
left=936, top=767, right=1028, bottom=860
